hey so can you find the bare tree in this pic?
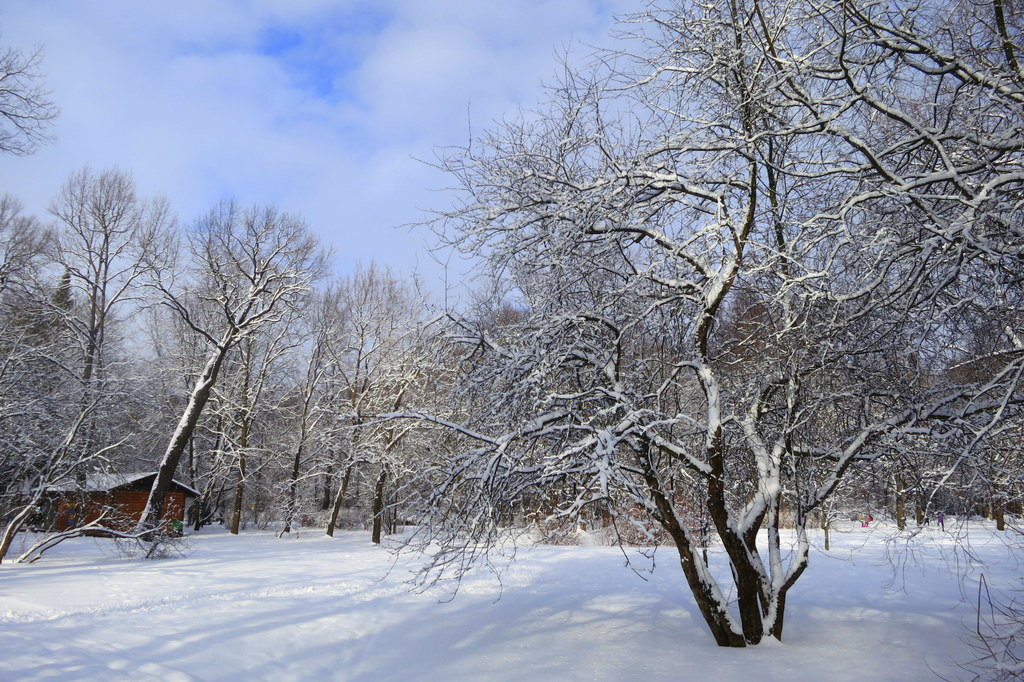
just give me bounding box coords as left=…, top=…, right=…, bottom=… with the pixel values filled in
left=50, top=168, right=171, bottom=380
left=0, top=195, right=49, bottom=295
left=49, top=168, right=172, bottom=472
left=0, top=199, right=62, bottom=562
left=137, top=202, right=327, bottom=534
left=0, top=171, right=169, bottom=561
left=220, top=322, right=298, bottom=534
left=280, top=290, right=335, bottom=535
left=317, top=265, right=428, bottom=542
left=0, top=40, right=57, bottom=156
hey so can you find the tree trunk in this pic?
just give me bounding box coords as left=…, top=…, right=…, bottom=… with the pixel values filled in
left=0, top=498, right=39, bottom=563
left=704, top=432, right=765, bottom=645
left=325, top=466, right=353, bottom=537
left=638, top=446, right=745, bottom=647
left=282, top=435, right=305, bottom=534
left=191, top=425, right=223, bottom=531
left=895, top=474, right=906, bottom=531
left=138, top=342, right=231, bottom=532
left=770, top=591, right=789, bottom=640
left=320, top=473, right=333, bottom=511
left=371, top=468, right=387, bottom=544
left=187, top=438, right=196, bottom=491
left=994, top=496, right=1006, bottom=531
left=283, top=467, right=299, bottom=535
left=821, top=510, right=830, bottom=552
left=211, top=482, right=227, bottom=524
left=229, top=451, right=246, bottom=535
left=191, top=490, right=210, bottom=532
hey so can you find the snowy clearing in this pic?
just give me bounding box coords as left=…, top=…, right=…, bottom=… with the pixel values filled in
left=0, top=523, right=1019, bottom=681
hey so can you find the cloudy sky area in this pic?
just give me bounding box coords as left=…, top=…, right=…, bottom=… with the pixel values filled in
left=0, top=0, right=635, bottom=297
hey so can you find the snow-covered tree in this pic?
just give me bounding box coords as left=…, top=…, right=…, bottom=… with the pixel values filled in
left=408, top=0, right=1024, bottom=647
left=49, top=167, right=172, bottom=475
left=318, top=265, right=430, bottom=541
left=137, top=202, right=327, bottom=534
left=0, top=167, right=170, bottom=562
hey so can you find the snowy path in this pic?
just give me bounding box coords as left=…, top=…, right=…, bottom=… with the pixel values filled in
left=0, top=525, right=1017, bottom=681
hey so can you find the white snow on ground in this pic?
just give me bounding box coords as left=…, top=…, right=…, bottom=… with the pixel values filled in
left=0, top=522, right=1019, bottom=681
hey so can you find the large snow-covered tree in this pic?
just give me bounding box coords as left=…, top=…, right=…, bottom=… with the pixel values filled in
left=410, top=0, right=1024, bottom=647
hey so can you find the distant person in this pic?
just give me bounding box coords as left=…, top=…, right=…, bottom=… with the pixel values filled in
left=937, top=512, right=945, bottom=531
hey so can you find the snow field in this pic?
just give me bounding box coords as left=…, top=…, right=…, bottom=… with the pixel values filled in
left=0, top=523, right=1018, bottom=681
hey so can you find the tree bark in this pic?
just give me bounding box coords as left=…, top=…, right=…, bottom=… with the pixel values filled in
left=895, top=474, right=906, bottom=531
left=371, top=467, right=387, bottom=544
left=0, top=497, right=39, bottom=563
left=229, top=415, right=250, bottom=536
left=325, top=466, right=353, bottom=537
left=229, top=452, right=245, bottom=535
left=138, top=342, right=231, bottom=533
left=320, top=473, right=333, bottom=511
left=282, top=450, right=301, bottom=535
left=638, top=446, right=745, bottom=647
left=704, top=428, right=766, bottom=645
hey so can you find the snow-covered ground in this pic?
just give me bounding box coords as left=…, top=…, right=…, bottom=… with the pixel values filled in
left=0, top=522, right=1019, bottom=681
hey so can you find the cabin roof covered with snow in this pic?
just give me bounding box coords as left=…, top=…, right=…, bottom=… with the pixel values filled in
left=47, top=472, right=200, bottom=497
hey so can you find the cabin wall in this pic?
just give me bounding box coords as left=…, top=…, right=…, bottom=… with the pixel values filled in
left=49, top=491, right=187, bottom=533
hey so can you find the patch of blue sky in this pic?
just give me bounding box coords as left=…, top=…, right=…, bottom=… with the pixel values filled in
left=256, top=7, right=391, bottom=103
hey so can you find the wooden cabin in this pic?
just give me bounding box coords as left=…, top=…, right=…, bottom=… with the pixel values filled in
left=40, top=472, right=199, bottom=534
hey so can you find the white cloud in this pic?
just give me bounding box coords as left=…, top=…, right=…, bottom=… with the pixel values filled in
left=0, top=0, right=637, bottom=293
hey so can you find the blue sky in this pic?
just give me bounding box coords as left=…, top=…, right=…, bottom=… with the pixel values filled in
left=0, top=0, right=635, bottom=298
